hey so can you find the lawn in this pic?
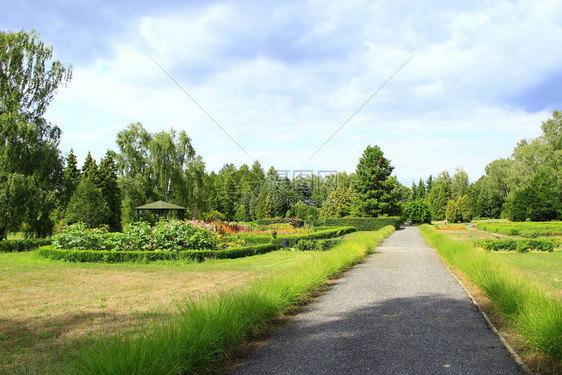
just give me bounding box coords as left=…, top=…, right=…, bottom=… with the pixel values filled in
left=0, top=249, right=319, bottom=374
left=487, top=251, right=562, bottom=298
left=433, top=224, right=561, bottom=297
left=1, top=229, right=393, bottom=374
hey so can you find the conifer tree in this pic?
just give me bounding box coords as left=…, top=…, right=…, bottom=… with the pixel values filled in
left=99, top=151, right=122, bottom=231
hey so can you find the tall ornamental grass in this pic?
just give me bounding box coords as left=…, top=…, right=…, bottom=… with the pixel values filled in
left=67, top=226, right=395, bottom=375
left=420, top=224, right=562, bottom=361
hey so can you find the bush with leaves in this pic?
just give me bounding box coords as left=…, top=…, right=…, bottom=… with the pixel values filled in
left=404, top=200, right=431, bottom=224
left=294, top=238, right=342, bottom=251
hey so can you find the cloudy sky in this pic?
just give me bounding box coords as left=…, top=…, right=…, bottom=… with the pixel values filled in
left=2, top=0, right=561, bottom=184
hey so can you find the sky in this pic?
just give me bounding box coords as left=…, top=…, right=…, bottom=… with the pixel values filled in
left=2, top=0, right=561, bottom=185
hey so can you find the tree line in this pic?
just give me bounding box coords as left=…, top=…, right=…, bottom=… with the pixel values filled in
left=1, top=30, right=560, bottom=238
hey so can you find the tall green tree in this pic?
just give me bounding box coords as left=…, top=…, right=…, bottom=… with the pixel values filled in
left=0, top=30, right=71, bottom=238
left=451, top=168, right=469, bottom=199
left=65, top=179, right=110, bottom=228
left=99, top=151, right=122, bottom=231
left=116, top=123, right=200, bottom=223
left=427, top=172, right=452, bottom=220
left=82, top=152, right=100, bottom=185
left=352, top=145, right=400, bottom=217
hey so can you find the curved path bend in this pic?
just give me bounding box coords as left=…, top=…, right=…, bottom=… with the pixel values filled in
left=231, top=226, right=522, bottom=375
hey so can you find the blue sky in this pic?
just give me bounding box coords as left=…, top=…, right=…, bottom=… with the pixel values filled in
left=2, top=0, right=561, bottom=184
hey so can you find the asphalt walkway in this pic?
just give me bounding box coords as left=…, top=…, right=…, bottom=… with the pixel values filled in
left=231, top=226, right=522, bottom=375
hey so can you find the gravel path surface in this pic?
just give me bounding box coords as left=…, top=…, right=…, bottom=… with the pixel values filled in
left=231, top=226, right=522, bottom=375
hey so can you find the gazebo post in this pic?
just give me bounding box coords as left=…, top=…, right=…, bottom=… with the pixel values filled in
left=137, top=209, right=140, bottom=222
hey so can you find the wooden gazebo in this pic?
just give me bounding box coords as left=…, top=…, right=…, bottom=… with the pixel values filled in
left=134, top=200, right=187, bottom=221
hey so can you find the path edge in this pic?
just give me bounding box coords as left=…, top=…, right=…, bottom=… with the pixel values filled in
left=435, top=250, right=534, bottom=375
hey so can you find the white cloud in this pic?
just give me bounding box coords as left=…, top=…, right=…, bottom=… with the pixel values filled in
left=43, top=0, right=560, bottom=182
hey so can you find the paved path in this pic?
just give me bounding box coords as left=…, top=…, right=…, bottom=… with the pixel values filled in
left=231, top=226, right=522, bottom=375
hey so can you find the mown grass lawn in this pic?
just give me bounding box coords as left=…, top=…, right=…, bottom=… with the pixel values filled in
left=0, top=248, right=320, bottom=374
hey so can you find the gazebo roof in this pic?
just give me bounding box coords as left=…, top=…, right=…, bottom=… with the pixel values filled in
left=135, top=200, right=186, bottom=210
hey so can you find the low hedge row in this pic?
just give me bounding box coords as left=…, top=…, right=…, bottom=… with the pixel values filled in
left=256, top=218, right=304, bottom=227
left=0, top=239, right=52, bottom=252
left=224, top=226, right=357, bottom=246
left=475, top=238, right=558, bottom=252
left=282, top=226, right=356, bottom=246
left=36, top=226, right=357, bottom=263
left=324, top=217, right=402, bottom=231
left=37, top=243, right=280, bottom=263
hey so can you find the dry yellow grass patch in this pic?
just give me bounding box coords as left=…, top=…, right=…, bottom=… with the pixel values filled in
left=0, top=258, right=260, bottom=373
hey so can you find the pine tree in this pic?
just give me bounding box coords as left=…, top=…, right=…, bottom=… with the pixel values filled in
left=352, top=145, right=399, bottom=217
left=99, top=151, right=122, bottom=231
left=82, top=152, right=100, bottom=185
left=62, top=149, right=81, bottom=208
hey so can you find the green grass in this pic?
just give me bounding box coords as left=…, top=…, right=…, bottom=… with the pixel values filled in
left=64, top=226, right=395, bottom=375
left=477, top=221, right=562, bottom=237
left=420, top=224, right=562, bottom=361
left=487, top=251, right=562, bottom=296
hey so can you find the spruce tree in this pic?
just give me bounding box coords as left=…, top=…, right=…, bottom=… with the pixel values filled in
left=99, top=151, right=122, bottom=231
left=352, top=145, right=399, bottom=217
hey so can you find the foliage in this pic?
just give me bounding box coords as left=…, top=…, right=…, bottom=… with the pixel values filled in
left=116, top=123, right=203, bottom=223
left=504, top=169, right=560, bottom=221
left=53, top=220, right=222, bottom=251
left=352, top=145, right=402, bottom=217
left=420, top=225, right=562, bottom=360
left=0, top=238, right=51, bottom=252
left=427, top=171, right=452, bottom=221
left=256, top=217, right=304, bottom=227
left=294, top=238, right=342, bottom=251
left=445, top=195, right=472, bottom=223
left=0, top=30, right=71, bottom=238
left=318, top=187, right=358, bottom=219
left=65, top=179, right=111, bottom=229
left=451, top=168, right=469, bottom=199
left=65, top=227, right=395, bottom=374
left=324, top=217, right=402, bottom=231
left=475, top=238, right=557, bottom=252
left=404, top=200, right=431, bottom=224
left=98, top=151, right=122, bottom=231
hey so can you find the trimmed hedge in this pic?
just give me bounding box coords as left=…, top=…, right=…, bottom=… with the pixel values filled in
left=475, top=238, right=558, bottom=252
left=324, top=217, right=402, bottom=231
left=256, top=218, right=304, bottom=227
left=282, top=226, right=356, bottom=246
left=37, top=243, right=280, bottom=263
left=0, top=239, right=52, bottom=252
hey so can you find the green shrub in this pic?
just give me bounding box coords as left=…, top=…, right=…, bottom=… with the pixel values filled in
left=281, top=226, right=356, bottom=246
left=256, top=218, right=304, bottom=227
left=404, top=201, right=431, bottom=224
left=324, top=217, right=402, bottom=231
left=294, top=238, right=342, bottom=251
left=475, top=238, right=556, bottom=252
left=0, top=239, right=52, bottom=252
left=53, top=221, right=221, bottom=251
